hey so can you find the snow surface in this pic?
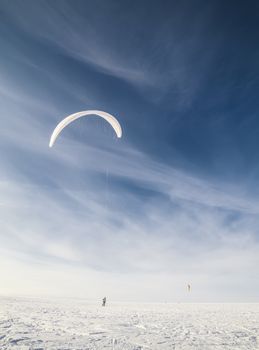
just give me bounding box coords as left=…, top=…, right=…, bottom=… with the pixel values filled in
left=0, top=297, right=258, bottom=349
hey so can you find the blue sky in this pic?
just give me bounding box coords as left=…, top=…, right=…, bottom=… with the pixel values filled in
left=0, top=0, right=259, bottom=301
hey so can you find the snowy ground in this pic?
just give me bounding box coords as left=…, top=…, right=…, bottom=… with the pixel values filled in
left=0, top=297, right=258, bottom=349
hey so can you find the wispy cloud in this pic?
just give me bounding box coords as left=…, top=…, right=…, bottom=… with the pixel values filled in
left=1, top=1, right=223, bottom=108
left=1, top=111, right=259, bottom=300
left=1, top=62, right=259, bottom=300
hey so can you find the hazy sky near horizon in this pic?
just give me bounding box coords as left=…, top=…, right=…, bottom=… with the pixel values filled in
left=1, top=0, right=259, bottom=302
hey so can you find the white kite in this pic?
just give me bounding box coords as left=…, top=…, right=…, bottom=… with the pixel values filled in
left=49, top=110, right=122, bottom=147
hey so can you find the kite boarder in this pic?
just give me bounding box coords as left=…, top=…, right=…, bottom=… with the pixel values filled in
left=102, top=297, right=106, bottom=307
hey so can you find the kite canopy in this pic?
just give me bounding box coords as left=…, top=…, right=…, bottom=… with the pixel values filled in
left=49, top=110, right=122, bottom=147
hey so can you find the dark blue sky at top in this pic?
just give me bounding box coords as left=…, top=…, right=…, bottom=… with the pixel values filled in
left=1, top=0, right=259, bottom=188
